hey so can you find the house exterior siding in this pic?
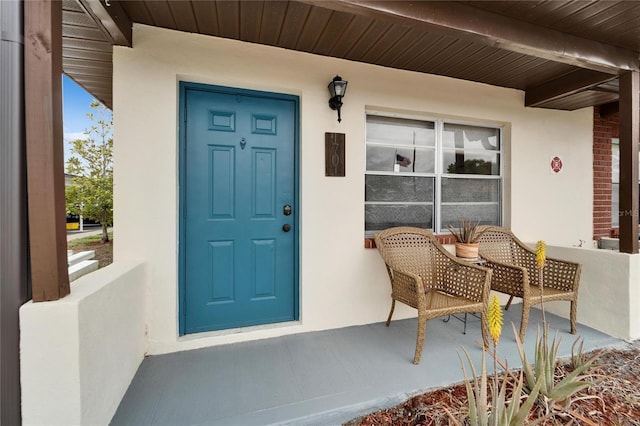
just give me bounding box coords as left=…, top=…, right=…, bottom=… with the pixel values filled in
left=113, top=24, right=593, bottom=354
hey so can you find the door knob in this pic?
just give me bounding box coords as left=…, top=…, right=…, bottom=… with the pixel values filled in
left=282, top=224, right=291, bottom=232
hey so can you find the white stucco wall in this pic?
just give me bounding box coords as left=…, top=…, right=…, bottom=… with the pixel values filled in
left=543, top=246, right=640, bottom=340
left=20, top=262, right=147, bottom=426
left=113, top=24, right=593, bottom=355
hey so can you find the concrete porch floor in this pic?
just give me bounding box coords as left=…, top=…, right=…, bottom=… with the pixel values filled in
left=111, top=306, right=622, bottom=426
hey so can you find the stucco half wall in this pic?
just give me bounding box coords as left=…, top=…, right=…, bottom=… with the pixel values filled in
left=113, top=24, right=593, bottom=355
left=20, top=262, right=146, bottom=425
left=542, top=246, right=640, bottom=341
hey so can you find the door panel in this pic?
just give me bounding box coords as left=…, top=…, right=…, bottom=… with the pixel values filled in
left=182, top=85, right=297, bottom=334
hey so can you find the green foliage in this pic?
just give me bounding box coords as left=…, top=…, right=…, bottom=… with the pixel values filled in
left=449, top=348, right=545, bottom=426
left=66, top=176, right=112, bottom=232
left=448, top=220, right=486, bottom=244
left=447, top=158, right=493, bottom=174
left=65, top=101, right=113, bottom=243
left=570, top=337, right=586, bottom=370
left=570, top=337, right=600, bottom=371
left=448, top=323, right=599, bottom=424
left=514, top=324, right=600, bottom=414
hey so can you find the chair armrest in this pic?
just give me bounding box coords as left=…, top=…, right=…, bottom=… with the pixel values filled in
left=542, top=257, right=581, bottom=292
left=481, top=256, right=528, bottom=297
left=388, top=267, right=427, bottom=309
left=440, top=261, right=492, bottom=303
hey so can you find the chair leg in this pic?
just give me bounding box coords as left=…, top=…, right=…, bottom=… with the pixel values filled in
left=519, top=301, right=530, bottom=341
left=505, top=295, right=514, bottom=310
left=413, top=312, right=427, bottom=365
left=386, top=299, right=396, bottom=327
left=570, top=300, right=577, bottom=334
left=480, top=311, right=490, bottom=349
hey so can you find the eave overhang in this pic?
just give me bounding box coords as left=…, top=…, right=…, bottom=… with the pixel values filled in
left=63, top=0, right=640, bottom=112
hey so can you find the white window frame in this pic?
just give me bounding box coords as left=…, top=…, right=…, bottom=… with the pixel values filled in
left=365, top=111, right=503, bottom=236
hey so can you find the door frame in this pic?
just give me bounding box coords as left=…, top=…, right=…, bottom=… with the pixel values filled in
left=178, top=81, right=300, bottom=336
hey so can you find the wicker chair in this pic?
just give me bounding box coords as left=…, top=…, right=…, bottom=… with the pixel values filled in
left=477, top=227, right=581, bottom=340
left=375, top=227, right=491, bottom=364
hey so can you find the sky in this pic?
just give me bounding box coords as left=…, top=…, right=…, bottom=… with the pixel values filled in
left=62, top=75, right=102, bottom=163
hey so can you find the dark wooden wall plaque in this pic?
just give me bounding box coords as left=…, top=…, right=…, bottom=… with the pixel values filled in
left=325, top=132, right=345, bottom=177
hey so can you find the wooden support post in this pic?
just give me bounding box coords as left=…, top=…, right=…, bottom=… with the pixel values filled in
left=24, top=0, right=70, bottom=301
left=618, top=71, right=639, bottom=254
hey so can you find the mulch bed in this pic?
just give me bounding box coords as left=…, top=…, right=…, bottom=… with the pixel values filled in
left=79, top=239, right=113, bottom=268
left=345, top=344, right=640, bottom=425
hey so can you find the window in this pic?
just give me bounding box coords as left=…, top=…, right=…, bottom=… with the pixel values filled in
left=365, top=113, right=502, bottom=236
left=610, top=138, right=640, bottom=227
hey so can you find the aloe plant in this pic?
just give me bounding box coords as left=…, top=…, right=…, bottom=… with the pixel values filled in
left=449, top=348, right=545, bottom=426
left=514, top=324, right=599, bottom=414
left=448, top=295, right=547, bottom=426
left=570, top=337, right=601, bottom=372
left=448, top=240, right=600, bottom=423
left=448, top=220, right=486, bottom=244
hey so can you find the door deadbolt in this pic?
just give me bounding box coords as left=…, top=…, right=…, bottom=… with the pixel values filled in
left=283, top=205, right=292, bottom=216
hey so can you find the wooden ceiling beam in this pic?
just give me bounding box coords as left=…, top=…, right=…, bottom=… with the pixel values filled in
left=599, top=101, right=620, bottom=118
left=591, top=86, right=620, bottom=95
left=76, top=0, right=132, bottom=47
left=304, top=0, right=640, bottom=74
left=525, top=70, right=617, bottom=107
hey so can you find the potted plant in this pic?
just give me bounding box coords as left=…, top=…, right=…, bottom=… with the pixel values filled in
left=448, top=220, right=484, bottom=259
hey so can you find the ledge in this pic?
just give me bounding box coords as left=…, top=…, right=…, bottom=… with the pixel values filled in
left=365, top=234, right=456, bottom=249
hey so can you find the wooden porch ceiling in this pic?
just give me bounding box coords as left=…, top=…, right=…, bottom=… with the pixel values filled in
left=62, top=0, right=114, bottom=107
left=63, top=0, right=640, bottom=112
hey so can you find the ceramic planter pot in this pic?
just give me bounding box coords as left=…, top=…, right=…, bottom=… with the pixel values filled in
left=455, top=242, right=479, bottom=259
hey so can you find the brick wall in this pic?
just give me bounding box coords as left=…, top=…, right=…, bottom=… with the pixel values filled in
left=593, top=106, right=619, bottom=240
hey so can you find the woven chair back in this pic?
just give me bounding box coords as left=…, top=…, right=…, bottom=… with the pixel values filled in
left=478, top=227, right=519, bottom=265
left=478, top=227, right=546, bottom=285
left=375, top=227, right=442, bottom=284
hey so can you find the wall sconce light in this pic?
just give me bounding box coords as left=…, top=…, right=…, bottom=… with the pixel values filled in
left=328, top=75, right=348, bottom=123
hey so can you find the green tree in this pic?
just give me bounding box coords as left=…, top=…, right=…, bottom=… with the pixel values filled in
left=447, top=158, right=493, bottom=175
left=65, top=101, right=113, bottom=243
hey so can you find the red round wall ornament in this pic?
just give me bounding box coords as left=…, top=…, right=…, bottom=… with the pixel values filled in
left=550, top=156, right=563, bottom=173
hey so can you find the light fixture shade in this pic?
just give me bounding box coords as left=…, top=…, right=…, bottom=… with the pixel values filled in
left=328, top=75, right=348, bottom=98
left=328, top=75, right=348, bottom=123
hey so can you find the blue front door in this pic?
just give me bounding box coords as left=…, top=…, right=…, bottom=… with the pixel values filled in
left=180, top=83, right=298, bottom=334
